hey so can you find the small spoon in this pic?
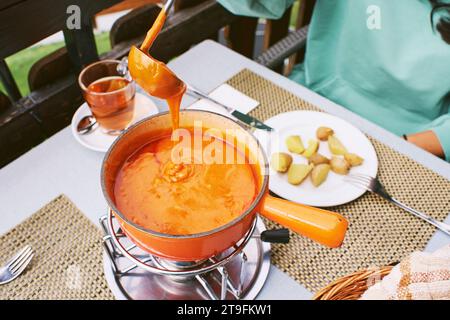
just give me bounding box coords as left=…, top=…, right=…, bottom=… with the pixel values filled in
left=77, top=115, right=98, bottom=135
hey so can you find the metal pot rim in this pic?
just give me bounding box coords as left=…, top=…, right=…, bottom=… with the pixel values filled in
left=101, top=110, right=269, bottom=239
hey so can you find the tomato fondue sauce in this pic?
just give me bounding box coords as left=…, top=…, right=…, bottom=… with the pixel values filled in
left=114, top=130, right=259, bottom=235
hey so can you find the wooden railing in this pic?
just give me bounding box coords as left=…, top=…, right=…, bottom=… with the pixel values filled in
left=0, top=0, right=314, bottom=168
left=98, top=0, right=159, bottom=14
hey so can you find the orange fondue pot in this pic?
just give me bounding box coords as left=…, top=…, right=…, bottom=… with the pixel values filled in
left=101, top=110, right=348, bottom=261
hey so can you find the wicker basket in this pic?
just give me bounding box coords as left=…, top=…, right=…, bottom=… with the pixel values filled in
left=313, top=265, right=394, bottom=300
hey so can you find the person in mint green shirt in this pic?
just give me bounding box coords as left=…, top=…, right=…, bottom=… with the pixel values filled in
left=217, top=0, right=450, bottom=161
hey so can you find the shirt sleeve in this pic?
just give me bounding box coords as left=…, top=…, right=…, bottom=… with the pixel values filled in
left=430, top=114, right=450, bottom=162
left=216, top=0, right=296, bottom=19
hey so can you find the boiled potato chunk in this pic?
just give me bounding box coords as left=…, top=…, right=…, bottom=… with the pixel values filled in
left=316, top=127, right=334, bottom=141
left=288, top=164, right=314, bottom=185
left=328, top=135, right=348, bottom=155
left=302, top=139, right=319, bottom=158
left=330, top=157, right=350, bottom=175
left=270, top=152, right=293, bottom=173
left=311, top=164, right=330, bottom=187
left=308, top=153, right=330, bottom=165
left=285, top=135, right=305, bottom=154
left=344, top=153, right=364, bottom=166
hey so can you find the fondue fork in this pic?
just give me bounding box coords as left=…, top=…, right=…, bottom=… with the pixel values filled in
left=186, top=85, right=274, bottom=132
left=163, top=0, right=175, bottom=12
left=345, top=173, right=450, bottom=236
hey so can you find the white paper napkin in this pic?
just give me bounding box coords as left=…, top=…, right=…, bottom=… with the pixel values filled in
left=186, top=84, right=259, bottom=118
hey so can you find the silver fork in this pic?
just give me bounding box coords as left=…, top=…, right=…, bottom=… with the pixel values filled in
left=0, top=245, right=34, bottom=285
left=345, top=173, right=450, bottom=236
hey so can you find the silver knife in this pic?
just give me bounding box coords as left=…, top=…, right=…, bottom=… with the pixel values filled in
left=186, top=86, right=273, bottom=131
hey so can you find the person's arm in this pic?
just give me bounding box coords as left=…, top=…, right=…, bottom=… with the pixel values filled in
left=216, top=0, right=296, bottom=19
left=405, top=131, right=445, bottom=159
left=405, top=114, right=450, bottom=161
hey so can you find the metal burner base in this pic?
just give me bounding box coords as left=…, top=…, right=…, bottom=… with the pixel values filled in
left=103, top=218, right=270, bottom=300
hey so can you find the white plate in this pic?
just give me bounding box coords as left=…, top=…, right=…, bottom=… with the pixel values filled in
left=71, top=93, right=159, bottom=152
left=254, top=111, right=378, bottom=207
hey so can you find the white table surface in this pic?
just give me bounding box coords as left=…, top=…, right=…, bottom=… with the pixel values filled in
left=1, top=40, right=449, bottom=300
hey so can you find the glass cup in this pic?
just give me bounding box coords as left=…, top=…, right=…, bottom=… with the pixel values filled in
left=78, top=60, right=136, bottom=135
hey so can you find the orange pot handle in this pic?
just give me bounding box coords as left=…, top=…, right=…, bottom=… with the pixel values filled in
left=260, top=195, right=348, bottom=248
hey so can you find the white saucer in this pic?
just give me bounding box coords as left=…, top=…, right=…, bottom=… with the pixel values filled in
left=71, top=93, right=159, bottom=152
left=254, top=111, right=378, bottom=207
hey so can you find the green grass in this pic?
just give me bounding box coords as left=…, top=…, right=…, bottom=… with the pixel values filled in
left=290, top=0, right=301, bottom=27
left=0, top=32, right=111, bottom=97
left=95, top=32, right=112, bottom=56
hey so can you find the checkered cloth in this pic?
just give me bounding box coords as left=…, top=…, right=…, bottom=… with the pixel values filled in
left=361, top=245, right=450, bottom=300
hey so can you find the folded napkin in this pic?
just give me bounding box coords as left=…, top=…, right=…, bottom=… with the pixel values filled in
left=186, top=83, right=259, bottom=117
left=361, top=245, right=450, bottom=300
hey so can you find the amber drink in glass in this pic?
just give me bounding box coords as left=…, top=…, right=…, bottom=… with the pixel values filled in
left=78, top=60, right=136, bottom=134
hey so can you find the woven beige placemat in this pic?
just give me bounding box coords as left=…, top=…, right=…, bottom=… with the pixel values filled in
left=226, top=69, right=450, bottom=292
left=0, top=195, right=113, bottom=300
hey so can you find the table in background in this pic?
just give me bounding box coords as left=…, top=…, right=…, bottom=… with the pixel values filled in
left=1, top=40, right=449, bottom=300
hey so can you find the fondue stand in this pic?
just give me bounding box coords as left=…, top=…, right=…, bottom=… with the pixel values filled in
left=101, top=210, right=289, bottom=300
